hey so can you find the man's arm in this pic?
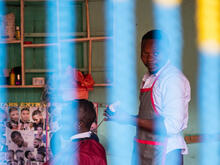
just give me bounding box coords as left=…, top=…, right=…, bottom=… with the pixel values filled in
left=105, top=111, right=166, bottom=135
left=134, top=115, right=166, bottom=135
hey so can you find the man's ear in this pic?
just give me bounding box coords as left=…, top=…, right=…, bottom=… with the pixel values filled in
left=78, top=120, right=84, bottom=129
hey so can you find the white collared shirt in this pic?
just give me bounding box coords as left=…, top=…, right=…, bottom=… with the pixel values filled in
left=70, top=131, right=91, bottom=141
left=141, top=62, right=191, bottom=154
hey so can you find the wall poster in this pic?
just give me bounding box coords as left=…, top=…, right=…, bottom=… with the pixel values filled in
left=0, top=101, right=100, bottom=165
left=0, top=103, right=48, bottom=165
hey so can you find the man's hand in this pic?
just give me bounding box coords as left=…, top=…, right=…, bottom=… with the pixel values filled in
left=104, top=107, right=135, bottom=125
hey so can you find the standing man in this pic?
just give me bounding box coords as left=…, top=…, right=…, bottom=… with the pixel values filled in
left=105, top=30, right=190, bottom=165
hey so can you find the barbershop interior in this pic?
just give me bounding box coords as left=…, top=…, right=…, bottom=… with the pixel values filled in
left=0, top=0, right=219, bottom=165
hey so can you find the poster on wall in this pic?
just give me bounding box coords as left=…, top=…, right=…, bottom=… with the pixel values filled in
left=0, top=104, right=48, bottom=165
left=0, top=101, right=100, bottom=164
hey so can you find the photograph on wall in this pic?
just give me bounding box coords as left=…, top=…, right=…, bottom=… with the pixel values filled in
left=2, top=104, right=48, bottom=165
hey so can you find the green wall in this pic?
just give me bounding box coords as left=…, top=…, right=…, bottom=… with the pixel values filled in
left=5, top=1, right=199, bottom=164
left=5, top=1, right=84, bottom=102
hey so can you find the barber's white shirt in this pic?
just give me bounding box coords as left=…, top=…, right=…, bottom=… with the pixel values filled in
left=141, top=62, right=191, bottom=154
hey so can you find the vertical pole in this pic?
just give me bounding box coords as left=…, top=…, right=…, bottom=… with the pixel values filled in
left=85, top=0, right=92, bottom=74
left=20, top=0, right=25, bottom=85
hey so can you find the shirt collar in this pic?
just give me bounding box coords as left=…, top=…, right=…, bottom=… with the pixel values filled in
left=155, top=60, right=170, bottom=77
left=143, top=60, right=170, bottom=81
left=70, top=131, right=91, bottom=141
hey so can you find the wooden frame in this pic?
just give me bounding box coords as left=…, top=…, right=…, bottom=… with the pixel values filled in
left=1, top=0, right=112, bottom=88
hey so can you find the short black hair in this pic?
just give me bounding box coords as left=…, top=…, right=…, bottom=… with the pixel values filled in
left=15, top=149, right=23, bottom=153
left=9, top=107, right=18, bottom=114
left=25, top=150, right=31, bottom=159
left=141, top=29, right=169, bottom=47
left=77, top=99, right=96, bottom=130
left=32, top=109, right=42, bottom=117
left=37, top=125, right=43, bottom=130
left=8, top=150, right=14, bottom=154
left=11, top=131, right=22, bottom=139
left=21, top=107, right=29, bottom=113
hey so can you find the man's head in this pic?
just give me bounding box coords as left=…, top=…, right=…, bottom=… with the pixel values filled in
left=7, top=150, right=14, bottom=161
left=60, top=99, right=96, bottom=134
left=33, top=138, right=42, bottom=148
left=32, top=109, right=43, bottom=124
left=15, top=150, right=24, bottom=161
left=20, top=108, right=30, bottom=123
left=11, top=131, right=24, bottom=148
left=25, top=150, right=35, bottom=161
left=36, top=151, right=45, bottom=162
left=141, top=29, right=170, bottom=74
left=9, top=107, right=19, bottom=122
left=76, top=99, right=97, bottom=133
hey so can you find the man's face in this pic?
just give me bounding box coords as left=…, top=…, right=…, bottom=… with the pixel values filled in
left=21, top=110, right=30, bottom=122
left=12, top=135, right=24, bottom=147
left=16, top=151, right=24, bottom=160
left=33, top=139, right=40, bottom=148
left=7, top=151, right=14, bottom=161
left=141, top=39, right=166, bottom=74
left=36, top=153, right=44, bottom=162
left=27, top=152, right=35, bottom=160
left=32, top=114, right=43, bottom=124
left=10, top=110, right=19, bottom=122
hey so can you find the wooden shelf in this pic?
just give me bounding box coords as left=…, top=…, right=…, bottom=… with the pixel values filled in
left=62, top=36, right=112, bottom=43
left=25, top=69, right=53, bottom=73
left=0, top=85, right=44, bottom=88
left=94, top=83, right=112, bottom=87
left=24, top=43, right=58, bottom=48
left=4, top=0, right=111, bottom=91
left=24, top=32, right=86, bottom=37
left=23, top=36, right=111, bottom=48
left=0, top=39, right=21, bottom=44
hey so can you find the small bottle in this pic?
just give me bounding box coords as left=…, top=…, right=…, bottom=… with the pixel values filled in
left=10, top=69, right=15, bottom=85
left=15, top=74, right=21, bottom=85
left=15, top=26, right=20, bottom=40
left=106, top=101, right=120, bottom=116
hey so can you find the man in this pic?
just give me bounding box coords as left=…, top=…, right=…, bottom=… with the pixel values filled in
left=105, top=30, right=190, bottom=165
left=10, top=131, right=28, bottom=148
left=7, top=150, right=18, bottom=165
left=48, top=99, right=107, bottom=165
left=15, top=150, right=24, bottom=165
left=33, top=138, right=46, bottom=154
left=32, top=109, right=45, bottom=130
left=25, top=150, right=36, bottom=165
left=36, top=151, right=46, bottom=163
left=35, top=126, right=46, bottom=144
left=19, top=108, right=32, bottom=130
left=7, top=107, right=19, bottom=130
